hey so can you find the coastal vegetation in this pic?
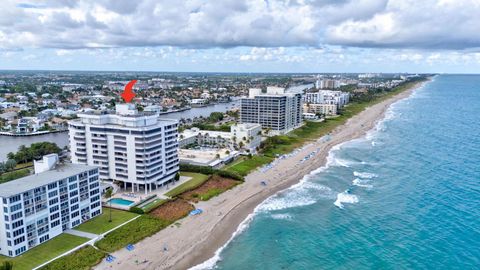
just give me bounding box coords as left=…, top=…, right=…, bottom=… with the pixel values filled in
left=0, top=234, right=89, bottom=270
left=224, top=155, right=273, bottom=176
left=139, top=198, right=169, bottom=213
left=149, top=199, right=194, bottom=222
left=179, top=164, right=244, bottom=181
left=95, top=215, right=172, bottom=253
left=165, top=172, right=210, bottom=198
left=179, top=175, right=241, bottom=202
left=38, top=246, right=105, bottom=270
left=227, top=78, right=427, bottom=176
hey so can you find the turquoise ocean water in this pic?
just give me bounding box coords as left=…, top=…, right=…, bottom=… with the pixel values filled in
left=195, top=75, right=480, bottom=270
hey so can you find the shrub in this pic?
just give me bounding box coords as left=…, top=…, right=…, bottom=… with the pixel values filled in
left=39, top=246, right=105, bottom=270
left=143, top=199, right=169, bottom=213
left=0, top=168, right=30, bottom=184
left=179, top=164, right=244, bottom=181
left=129, top=207, right=144, bottom=214
left=216, top=170, right=244, bottom=181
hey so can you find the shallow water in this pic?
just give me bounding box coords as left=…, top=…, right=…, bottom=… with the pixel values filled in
left=203, top=75, right=480, bottom=270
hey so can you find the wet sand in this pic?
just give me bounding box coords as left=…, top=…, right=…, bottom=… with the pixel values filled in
left=94, top=81, right=427, bottom=270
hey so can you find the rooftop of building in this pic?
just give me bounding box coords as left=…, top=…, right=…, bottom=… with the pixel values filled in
left=0, top=163, right=98, bottom=198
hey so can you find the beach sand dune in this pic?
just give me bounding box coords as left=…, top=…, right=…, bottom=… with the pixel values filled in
left=94, top=81, right=426, bottom=270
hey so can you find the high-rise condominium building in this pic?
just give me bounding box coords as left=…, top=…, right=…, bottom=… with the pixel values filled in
left=240, top=87, right=302, bottom=135
left=0, top=154, right=101, bottom=257
left=69, top=104, right=179, bottom=193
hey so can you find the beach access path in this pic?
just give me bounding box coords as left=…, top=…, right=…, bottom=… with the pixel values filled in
left=94, top=81, right=427, bottom=270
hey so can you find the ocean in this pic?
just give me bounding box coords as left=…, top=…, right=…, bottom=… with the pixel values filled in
left=200, top=75, right=480, bottom=269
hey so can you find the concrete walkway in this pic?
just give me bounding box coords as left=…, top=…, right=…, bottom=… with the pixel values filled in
left=64, top=229, right=99, bottom=239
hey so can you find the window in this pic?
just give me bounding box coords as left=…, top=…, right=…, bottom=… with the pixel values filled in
left=50, top=205, right=59, bottom=213
left=12, top=220, right=23, bottom=229
left=47, top=183, right=58, bottom=189
left=13, top=228, right=24, bottom=237
left=9, top=195, right=21, bottom=204
left=11, top=212, right=23, bottom=221
left=52, top=220, right=60, bottom=228
left=10, top=204, right=22, bottom=212
left=13, top=236, right=25, bottom=245
left=48, top=190, right=58, bottom=197
left=49, top=198, right=59, bottom=205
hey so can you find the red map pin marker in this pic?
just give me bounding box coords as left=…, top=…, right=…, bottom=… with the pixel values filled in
left=121, top=80, right=137, bottom=103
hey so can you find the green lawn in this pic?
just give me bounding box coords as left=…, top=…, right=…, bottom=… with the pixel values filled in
left=225, top=155, right=274, bottom=176
left=74, top=208, right=138, bottom=234
left=165, top=172, right=210, bottom=197
left=0, top=234, right=89, bottom=270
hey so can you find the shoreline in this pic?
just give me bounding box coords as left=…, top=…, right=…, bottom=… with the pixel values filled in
left=94, top=80, right=428, bottom=270
left=0, top=129, right=68, bottom=137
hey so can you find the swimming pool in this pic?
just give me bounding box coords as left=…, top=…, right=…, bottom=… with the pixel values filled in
left=107, top=198, right=134, bottom=206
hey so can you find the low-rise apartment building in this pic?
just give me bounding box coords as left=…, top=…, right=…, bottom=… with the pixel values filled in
left=179, top=123, right=262, bottom=151
left=0, top=154, right=101, bottom=257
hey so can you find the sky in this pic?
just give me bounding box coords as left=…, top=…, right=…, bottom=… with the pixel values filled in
left=1, top=0, right=480, bottom=73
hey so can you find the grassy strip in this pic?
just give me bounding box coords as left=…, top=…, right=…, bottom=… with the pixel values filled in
left=0, top=168, right=30, bottom=183
left=165, top=172, right=210, bottom=197
left=180, top=175, right=242, bottom=202
left=95, top=215, right=171, bottom=253
left=179, top=164, right=244, bottom=181
left=141, top=198, right=169, bottom=213
left=0, top=234, right=88, bottom=270
left=224, top=155, right=273, bottom=176
left=14, top=161, right=33, bottom=170
left=75, top=208, right=138, bottom=235
left=38, top=246, right=105, bottom=270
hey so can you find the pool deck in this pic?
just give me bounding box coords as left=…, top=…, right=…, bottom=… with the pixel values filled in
left=104, top=176, right=194, bottom=210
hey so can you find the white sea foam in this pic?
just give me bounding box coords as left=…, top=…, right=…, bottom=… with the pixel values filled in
left=352, top=178, right=373, bottom=189
left=270, top=213, right=293, bottom=220
left=334, top=191, right=359, bottom=209
left=190, top=83, right=434, bottom=268
left=353, top=171, right=378, bottom=179
left=257, top=182, right=331, bottom=212
left=189, top=212, right=255, bottom=270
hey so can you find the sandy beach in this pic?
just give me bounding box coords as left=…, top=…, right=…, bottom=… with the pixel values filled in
left=94, top=81, right=427, bottom=270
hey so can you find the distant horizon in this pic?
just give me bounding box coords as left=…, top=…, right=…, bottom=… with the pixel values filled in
left=2, top=68, right=474, bottom=75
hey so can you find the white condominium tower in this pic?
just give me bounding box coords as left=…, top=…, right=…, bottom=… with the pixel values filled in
left=240, top=87, right=302, bottom=135
left=69, top=104, right=179, bottom=193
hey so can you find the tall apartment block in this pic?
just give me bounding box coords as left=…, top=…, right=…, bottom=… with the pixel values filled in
left=0, top=154, right=101, bottom=257
left=68, top=104, right=179, bottom=193
left=240, top=87, right=302, bottom=135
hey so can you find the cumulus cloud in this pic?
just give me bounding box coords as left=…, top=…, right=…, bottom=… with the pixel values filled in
left=0, top=0, right=479, bottom=51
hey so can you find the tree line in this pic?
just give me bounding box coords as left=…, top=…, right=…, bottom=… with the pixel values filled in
left=7, top=142, right=61, bottom=164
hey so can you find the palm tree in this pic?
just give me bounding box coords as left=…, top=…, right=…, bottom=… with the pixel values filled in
left=104, top=188, right=113, bottom=222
